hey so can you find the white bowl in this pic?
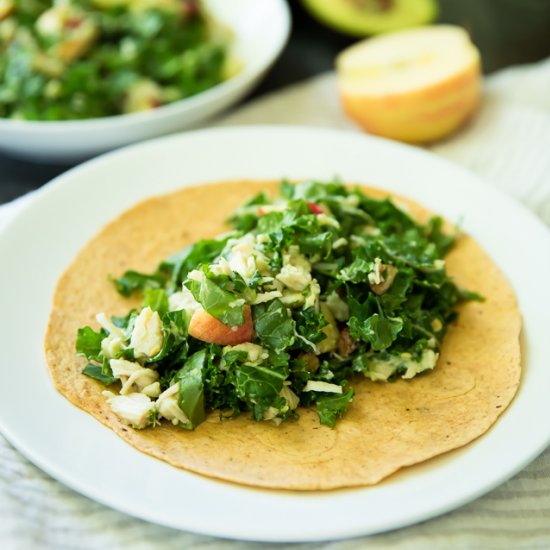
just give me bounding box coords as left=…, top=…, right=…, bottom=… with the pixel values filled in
left=0, top=0, right=290, bottom=163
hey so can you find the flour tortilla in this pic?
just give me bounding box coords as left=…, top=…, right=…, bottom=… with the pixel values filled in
left=44, top=180, right=521, bottom=490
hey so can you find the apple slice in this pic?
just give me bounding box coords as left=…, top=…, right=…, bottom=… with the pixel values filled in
left=188, top=305, right=254, bottom=346
left=336, top=25, right=482, bottom=143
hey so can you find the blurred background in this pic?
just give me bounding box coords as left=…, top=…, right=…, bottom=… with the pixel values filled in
left=1, top=0, right=550, bottom=204
left=262, top=0, right=550, bottom=93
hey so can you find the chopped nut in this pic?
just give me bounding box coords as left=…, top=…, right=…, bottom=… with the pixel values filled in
left=338, top=327, right=357, bottom=358
left=298, top=352, right=320, bottom=373
left=370, top=264, right=398, bottom=295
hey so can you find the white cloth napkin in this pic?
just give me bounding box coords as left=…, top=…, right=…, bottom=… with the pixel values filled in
left=2, top=58, right=550, bottom=550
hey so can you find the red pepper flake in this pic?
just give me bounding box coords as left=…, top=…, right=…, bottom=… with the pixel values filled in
left=307, top=202, right=323, bottom=215
left=258, top=207, right=265, bottom=216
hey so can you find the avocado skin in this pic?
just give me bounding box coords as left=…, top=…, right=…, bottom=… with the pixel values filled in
left=301, top=0, right=439, bottom=37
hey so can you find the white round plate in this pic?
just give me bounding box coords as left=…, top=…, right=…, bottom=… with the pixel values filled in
left=1, top=127, right=549, bottom=542
left=0, top=0, right=290, bottom=162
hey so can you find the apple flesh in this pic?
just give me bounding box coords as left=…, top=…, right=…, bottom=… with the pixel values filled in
left=188, top=305, right=254, bottom=346
left=336, top=25, right=482, bottom=143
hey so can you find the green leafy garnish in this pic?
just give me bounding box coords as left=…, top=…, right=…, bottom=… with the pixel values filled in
left=175, top=350, right=207, bottom=429
left=161, top=237, right=232, bottom=291
left=81, top=364, right=117, bottom=386
left=113, top=270, right=165, bottom=297
left=186, top=275, right=244, bottom=326
left=253, top=299, right=296, bottom=353
left=76, top=179, right=481, bottom=431
left=142, top=288, right=169, bottom=317
left=235, top=365, right=286, bottom=421
left=316, top=389, right=355, bottom=428
left=76, top=326, right=106, bottom=361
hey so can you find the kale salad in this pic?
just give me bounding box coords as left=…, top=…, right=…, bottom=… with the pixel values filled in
left=0, top=0, right=230, bottom=120
left=76, top=180, right=479, bottom=430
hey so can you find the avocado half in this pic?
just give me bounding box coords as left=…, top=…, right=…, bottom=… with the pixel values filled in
left=301, top=0, right=439, bottom=36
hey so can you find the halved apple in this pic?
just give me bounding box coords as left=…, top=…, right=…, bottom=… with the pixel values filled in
left=336, top=25, right=482, bottom=143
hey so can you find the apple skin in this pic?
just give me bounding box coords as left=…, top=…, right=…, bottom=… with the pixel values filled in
left=339, top=60, right=481, bottom=143
left=188, top=305, right=254, bottom=346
